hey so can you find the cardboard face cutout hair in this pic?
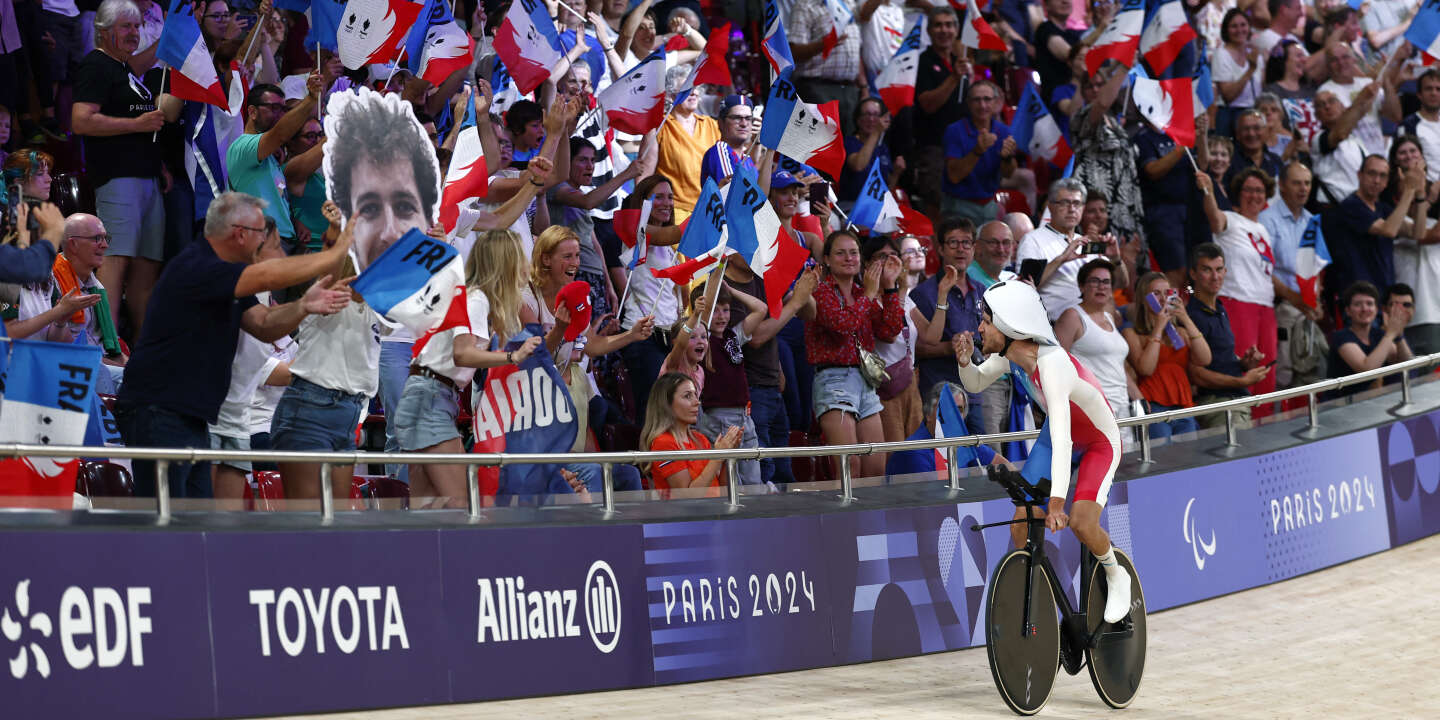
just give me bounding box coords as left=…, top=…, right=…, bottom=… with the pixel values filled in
left=322, top=88, right=442, bottom=272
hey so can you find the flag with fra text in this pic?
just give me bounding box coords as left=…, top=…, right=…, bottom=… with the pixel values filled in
left=352, top=228, right=465, bottom=336
left=0, top=341, right=102, bottom=498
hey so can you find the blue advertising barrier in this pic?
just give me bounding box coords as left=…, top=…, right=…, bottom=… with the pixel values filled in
left=0, top=412, right=1435, bottom=717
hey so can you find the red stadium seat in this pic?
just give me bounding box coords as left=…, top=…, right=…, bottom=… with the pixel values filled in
left=994, top=189, right=1031, bottom=217
left=248, top=471, right=285, bottom=511
left=76, top=461, right=134, bottom=498
left=362, top=475, right=410, bottom=509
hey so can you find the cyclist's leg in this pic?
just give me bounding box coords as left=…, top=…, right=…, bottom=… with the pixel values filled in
left=1070, top=439, right=1131, bottom=623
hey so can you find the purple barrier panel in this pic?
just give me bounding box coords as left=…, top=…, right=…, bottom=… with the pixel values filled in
left=641, top=516, right=834, bottom=684
left=1128, top=431, right=1389, bottom=611
left=1377, top=410, right=1440, bottom=546
left=441, top=525, right=653, bottom=701
left=0, top=531, right=214, bottom=720
left=206, top=531, right=449, bottom=717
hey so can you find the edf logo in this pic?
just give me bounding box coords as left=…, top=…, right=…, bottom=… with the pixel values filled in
left=1, top=579, right=153, bottom=679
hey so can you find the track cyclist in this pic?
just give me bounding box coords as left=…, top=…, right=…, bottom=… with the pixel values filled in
left=952, top=280, right=1132, bottom=624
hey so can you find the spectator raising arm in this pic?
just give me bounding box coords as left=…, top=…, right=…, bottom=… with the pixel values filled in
left=256, top=72, right=323, bottom=164
left=0, top=204, right=61, bottom=284
left=232, top=205, right=355, bottom=299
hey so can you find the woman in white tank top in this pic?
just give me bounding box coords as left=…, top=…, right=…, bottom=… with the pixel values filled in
left=1054, top=259, right=1134, bottom=447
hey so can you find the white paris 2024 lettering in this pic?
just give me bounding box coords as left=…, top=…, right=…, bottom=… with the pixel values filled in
left=1269, top=475, right=1377, bottom=535
left=661, top=571, right=816, bottom=625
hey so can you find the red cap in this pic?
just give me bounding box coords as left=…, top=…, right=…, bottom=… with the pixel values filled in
left=555, top=281, right=592, bottom=342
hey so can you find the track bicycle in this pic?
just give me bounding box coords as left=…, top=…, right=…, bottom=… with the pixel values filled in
left=970, top=465, right=1147, bottom=715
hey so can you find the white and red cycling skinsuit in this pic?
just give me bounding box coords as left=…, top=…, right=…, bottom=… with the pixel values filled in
left=959, top=345, right=1122, bottom=505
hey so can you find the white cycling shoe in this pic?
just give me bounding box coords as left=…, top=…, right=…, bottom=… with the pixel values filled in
left=1102, top=567, right=1132, bottom=624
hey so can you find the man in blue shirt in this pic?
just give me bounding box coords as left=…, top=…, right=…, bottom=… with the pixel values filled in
left=1185, top=243, right=1271, bottom=429
left=700, top=95, right=757, bottom=188
left=911, top=216, right=986, bottom=431
left=1321, top=155, right=1421, bottom=300
left=226, top=74, right=323, bottom=251
left=1135, top=122, right=1196, bottom=290
left=942, top=80, right=1016, bottom=228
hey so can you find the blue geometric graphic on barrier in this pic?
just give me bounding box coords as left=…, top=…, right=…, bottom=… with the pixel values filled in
left=1378, top=410, right=1440, bottom=546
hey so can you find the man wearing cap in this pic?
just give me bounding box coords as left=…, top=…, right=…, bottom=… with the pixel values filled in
left=700, top=95, right=758, bottom=188
left=226, top=73, right=323, bottom=251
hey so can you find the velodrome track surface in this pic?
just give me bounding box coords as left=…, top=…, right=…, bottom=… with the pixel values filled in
left=272, top=532, right=1440, bottom=719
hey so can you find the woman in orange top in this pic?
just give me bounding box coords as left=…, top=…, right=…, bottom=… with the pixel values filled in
left=1122, top=272, right=1212, bottom=442
left=655, top=88, right=720, bottom=219
left=641, top=372, right=742, bottom=493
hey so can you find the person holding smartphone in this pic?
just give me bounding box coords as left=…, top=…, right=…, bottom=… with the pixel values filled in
left=1015, top=178, right=1129, bottom=323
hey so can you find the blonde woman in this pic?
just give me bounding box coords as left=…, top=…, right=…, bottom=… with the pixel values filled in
left=640, top=372, right=743, bottom=495
left=399, top=229, right=541, bottom=504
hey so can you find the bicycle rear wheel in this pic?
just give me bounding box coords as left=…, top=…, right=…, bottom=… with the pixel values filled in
left=985, top=550, right=1060, bottom=716
left=1085, top=549, right=1147, bottom=708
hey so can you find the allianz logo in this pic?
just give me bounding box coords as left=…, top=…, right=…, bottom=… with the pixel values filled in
left=477, top=560, right=622, bottom=654
left=1, top=579, right=154, bottom=680
left=248, top=586, right=410, bottom=657
left=1183, top=497, right=1218, bottom=571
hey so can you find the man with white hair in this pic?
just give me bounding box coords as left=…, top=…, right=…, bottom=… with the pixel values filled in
left=71, top=0, right=169, bottom=339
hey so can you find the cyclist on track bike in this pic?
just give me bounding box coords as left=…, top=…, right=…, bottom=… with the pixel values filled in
left=951, top=280, right=1132, bottom=624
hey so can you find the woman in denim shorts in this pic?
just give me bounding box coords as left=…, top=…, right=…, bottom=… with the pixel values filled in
left=802, top=230, right=906, bottom=480
left=398, top=230, right=540, bottom=506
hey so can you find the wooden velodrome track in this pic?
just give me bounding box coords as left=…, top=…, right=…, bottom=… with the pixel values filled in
left=271, top=533, right=1440, bottom=719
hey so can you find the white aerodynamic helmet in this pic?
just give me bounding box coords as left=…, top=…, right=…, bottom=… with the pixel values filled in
left=981, top=281, right=1058, bottom=346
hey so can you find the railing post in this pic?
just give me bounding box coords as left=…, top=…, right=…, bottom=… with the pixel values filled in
left=466, top=464, right=481, bottom=521
left=1401, top=369, right=1413, bottom=406
left=1307, top=392, right=1320, bottom=430
left=726, top=459, right=741, bottom=509
left=946, top=446, right=960, bottom=491
left=155, top=460, right=170, bottom=525
left=1133, top=400, right=1151, bottom=464
left=840, top=454, right=854, bottom=503
left=319, top=463, right=334, bottom=524
left=601, top=462, right=616, bottom=515
left=1225, top=410, right=1239, bottom=447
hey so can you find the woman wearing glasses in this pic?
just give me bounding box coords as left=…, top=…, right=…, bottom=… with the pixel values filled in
left=1053, top=259, right=1134, bottom=448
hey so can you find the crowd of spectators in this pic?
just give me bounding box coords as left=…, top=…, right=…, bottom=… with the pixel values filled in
left=2, top=0, right=1436, bottom=503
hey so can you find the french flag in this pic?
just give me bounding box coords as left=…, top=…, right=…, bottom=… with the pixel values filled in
left=1296, top=214, right=1331, bottom=310
left=156, top=0, right=228, bottom=110
left=351, top=228, right=466, bottom=337
left=960, top=1, right=1007, bottom=52
left=0, top=341, right=103, bottom=502
left=819, top=0, right=854, bottom=59
left=652, top=248, right=723, bottom=285
left=418, top=20, right=473, bottom=87
left=850, top=162, right=902, bottom=233
left=614, top=198, right=652, bottom=270
left=494, top=0, right=564, bottom=95
left=336, top=0, right=423, bottom=70
left=1139, top=0, right=1196, bottom=76
left=404, top=0, right=454, bottom=74
left=439, top=91, right=489, bottom=233
left=1086, top=0, right=1144, bottom=76
left=725, top=165, right=810, bottom=317
left=759, top=69, right=846, bottom=181
left=1406, top=0, right=1440, bottom=60
left=597, top=49, right=666, bottom=135
left=673, top=22, right=734, bottom=111
left=1133, top=76, right=1195, bottom=148
left=761, top=0, right=794, bottom=79
left=678, top=177, right=728, bottom=261
left=933, top=385, right=983, bottom=479
left=1011, top=82, right=1073, bottom=168
left=876, top=15, right=924, bottom=115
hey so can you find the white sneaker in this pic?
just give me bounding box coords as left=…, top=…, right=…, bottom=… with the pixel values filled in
left=1102, top=567, right=1132, bottom=624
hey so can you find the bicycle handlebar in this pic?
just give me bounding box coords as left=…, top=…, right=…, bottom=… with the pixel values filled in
left=986, top=466, right=1050, bottom=506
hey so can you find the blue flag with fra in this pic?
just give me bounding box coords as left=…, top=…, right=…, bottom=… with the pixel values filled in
left=679, top=177, right=727, bottom=259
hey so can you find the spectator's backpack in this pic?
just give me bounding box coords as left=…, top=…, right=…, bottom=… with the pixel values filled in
left=1281, top=307, right=1329, bottom=386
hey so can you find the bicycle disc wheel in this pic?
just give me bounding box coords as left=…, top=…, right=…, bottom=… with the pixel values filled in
left=1085, top=549, right=1147, bottom=708
left=985, top=550, right=1060, bottom=716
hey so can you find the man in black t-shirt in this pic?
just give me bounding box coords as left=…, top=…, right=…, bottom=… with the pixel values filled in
left=71, top=0, right=170, bottom=341
left=911, top=5, right=970, bottom=217
left=1034, top=0, right=1086, bottom=102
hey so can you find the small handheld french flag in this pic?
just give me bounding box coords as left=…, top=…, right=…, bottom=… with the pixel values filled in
left=156, top=0, right=228, bottom=110
left=850, top=162, right=902, bottom=233
left=351, top=228, right=466, bottom=337
left=761, top=0, right=795, bottom=80
left=0, top=341, right=103, bottom=499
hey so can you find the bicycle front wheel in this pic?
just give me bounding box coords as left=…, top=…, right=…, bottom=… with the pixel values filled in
left=1085, top=548, right=1147, bottom=708
left=985, top=549, right=1060, bottom=716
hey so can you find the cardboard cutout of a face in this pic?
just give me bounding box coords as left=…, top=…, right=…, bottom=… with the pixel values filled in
left=322, top=88, right=442, bottom=272
left=337, top=0, right=399, bottom=70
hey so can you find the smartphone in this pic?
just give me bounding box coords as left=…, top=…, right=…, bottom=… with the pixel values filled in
left=1082, top=241, right=1107, bottom=255
left=1165, top=288, right=1180, bottom=308
left=1018, top=258, right=1046, bottom=285
left=808, top=182, right=829, bottom=206
left=1264, top=359, right=1278, bottom=368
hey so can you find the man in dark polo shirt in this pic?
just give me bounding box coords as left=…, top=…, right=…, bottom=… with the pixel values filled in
left=911, top=216, right=986, bottom=430
left=1185, top=243, right=1272, bottom=429
left=1321, top=154, right=1422, bottom=300
left=115, top=192, right=356, bottom=498
left=911, top=5, right=969, bottom=217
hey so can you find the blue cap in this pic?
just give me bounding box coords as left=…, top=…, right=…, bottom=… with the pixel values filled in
left=770, top=170, right=801, bottom=189
left=721, top=94, right=753, bottom=118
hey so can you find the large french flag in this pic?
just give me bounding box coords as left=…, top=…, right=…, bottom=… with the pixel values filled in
left=404, top=0, right=454, bottom=74
left=726, top=165, right=810, bottom=317
left=1139, top=0, right=1196, bottom=76
left=1011, top=82, right=1073, bottom=168
left=876, top=15, right=924, bottom=115
left=1406, top=1, right=1440, bottom=60
left=761, top=0, right=794, bottom=79
left=336, top=0, right=423, bottom=70
left=0, top=341, right=102, bottom=501
left=418, top=20, right=473, bottom=87
left=679, top=177, right=729, bottom=261
left=156, top=0, right=228, bottom=110
left=850, top=161, right=902, bottom=233
left=439, top=91, right=489, bottom=234
left=819, top=0, right=854, bottom=59
left=759, top=69, right=846, bottom=180
left=1086, top=0, right=1144, bottom=76
left=614, top=198, right=652, bottom=270
left=598, top=49, right=666, bottom=135
left=672, top=23, right=734, bottom=111
left=494, top=0, right=564, bottom=95
left=1296, top=214, right=1331, bottom=310
left=351, top=228, right=466, bottom=336
left=1133, top=76, right=1194, bottom=147
left=960, top=1, right=1007, bottom=52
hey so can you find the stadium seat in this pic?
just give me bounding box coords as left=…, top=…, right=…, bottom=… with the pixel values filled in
left=788, top=430, right=816, bottom=485
left=599, top=424, right=640, bottom=453
left=362, top=475, right=410, bottom=509
left=248, top=471, right=285, bottom=511
left=995, top=189, right=1031, bottom=217
left=77, top=461, right=134, bottom=497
